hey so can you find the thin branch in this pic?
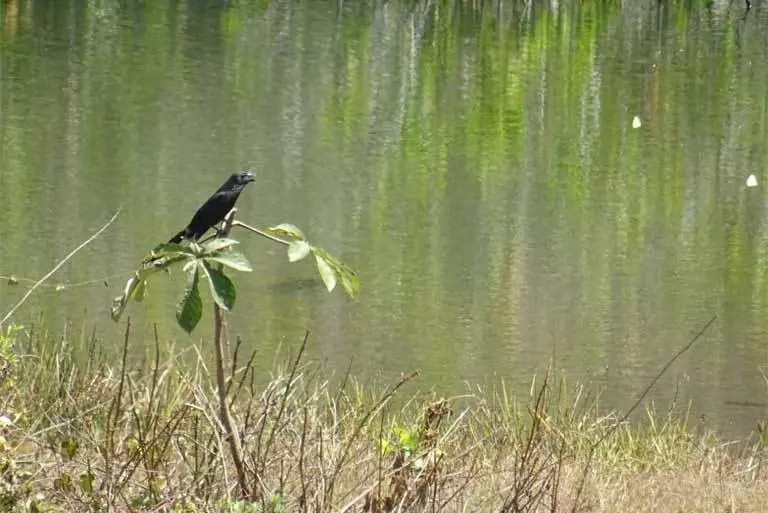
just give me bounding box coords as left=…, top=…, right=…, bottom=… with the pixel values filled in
left=2, top=208, right=121, bottom=326
left=569, top=314, right=717, bottom=512
left=597, top=315, right=716, bottom=449
left=0, top=272, right=132, bottom=290
left=231, top=219, right=290, bottom=246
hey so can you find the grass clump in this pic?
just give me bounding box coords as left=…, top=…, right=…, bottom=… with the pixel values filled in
left=0, top=323, right=766, bottom=512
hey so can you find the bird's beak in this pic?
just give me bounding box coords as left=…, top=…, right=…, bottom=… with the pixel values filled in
left=244, top=171, right=256, bottom=182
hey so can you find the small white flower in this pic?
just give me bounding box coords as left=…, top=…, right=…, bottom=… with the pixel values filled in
left=747, top=174, right=758, bottom=187
left=632, top=116, right=642, bottom=128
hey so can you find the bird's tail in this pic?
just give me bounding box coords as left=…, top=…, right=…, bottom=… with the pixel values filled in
left=168, top=229, right=187, bottom=244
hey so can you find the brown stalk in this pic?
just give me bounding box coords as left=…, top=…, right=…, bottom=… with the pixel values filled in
left=213, top=208, right=251, bottom=499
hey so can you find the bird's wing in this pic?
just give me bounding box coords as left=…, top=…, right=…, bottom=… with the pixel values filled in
left=186, top=190, right=239, bottom=236
left=198, top=190, right=237, bottom=218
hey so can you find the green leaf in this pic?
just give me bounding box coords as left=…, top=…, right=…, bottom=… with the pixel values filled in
left=141, top=253, right=188, bottom=271
left=268, top=223, right=305, bottom=240
left=202, top=263, right=236, bottom=311
left=379, top=437, right=394, bottom=455
left=111, top=295, right=128, bottom=322
left=287, top=240, right=311, bottom=262
left=182, top=259, right=197, bottom=273
left=176, top=265, right=202, bottom=333
left=131, top=279, right=147, bottom=302
left=205, top=251, right=253, bottom=272
left=54, top=473, right=74, bottom=493
left=315, top=254, right=337, bottom=292
left=111, top=275, right=140, bottom=321
left=112, top=251, right=189, bottom=321
left=142, top=242, right=190, bottom=264
left=311, top=247, right=359, bottom=298
left=338, top=267, right=360, bottom=298
left=397, top=427, right=418, bottom=452
left=79, top=472, right=94, bottom=495
left=201, top=237, right=240, bottom=253
left=149, top=242, right=188, bottom=255
left=60, top=438, right=79, bottom=460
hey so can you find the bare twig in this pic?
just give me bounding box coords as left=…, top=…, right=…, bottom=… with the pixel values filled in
left=261, top=331, right=310, bottom=464
left=2, top=208, right=121, bottom=325
left=0, top=272, right=132, bottom=290
left=326, top=371, right=420, bottom=505
left=298, top=406, right=309, bottom=512
left=231, top=219, right=290, bottom=246
left=569, top=314, right=717, bottom=512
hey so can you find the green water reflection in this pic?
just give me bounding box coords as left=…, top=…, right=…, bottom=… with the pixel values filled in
left=2, top=0, right=768, bottom=435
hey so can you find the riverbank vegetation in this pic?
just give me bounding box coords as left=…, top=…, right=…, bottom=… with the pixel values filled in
left=1, top=324, right=766, bottom=513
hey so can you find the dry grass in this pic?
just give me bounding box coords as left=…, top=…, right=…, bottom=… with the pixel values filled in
left=0, top=324, right=766, bottom=513
left=588, top=465, right=768, bottom=512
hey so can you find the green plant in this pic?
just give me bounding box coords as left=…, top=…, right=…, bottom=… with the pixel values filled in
left=267, top=223, right=358, bottom=297
left=0, top=324, right=21, bottom=389
left=111, top=219, right=358, bottom=333
left=114, top=237, right=251, bottom=333
left=370, top=399, right=451, bottom=512
left=108, top=208, right=359, bottom=500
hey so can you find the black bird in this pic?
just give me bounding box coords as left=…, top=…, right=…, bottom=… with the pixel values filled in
left=168, top=170, right=255, bottom=244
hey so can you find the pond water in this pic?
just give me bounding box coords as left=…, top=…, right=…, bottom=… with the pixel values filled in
left=2, top=0, right=768, bottom=436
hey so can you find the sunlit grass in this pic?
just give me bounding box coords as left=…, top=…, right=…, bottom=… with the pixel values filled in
left=0, top=324, right=766, bottom=512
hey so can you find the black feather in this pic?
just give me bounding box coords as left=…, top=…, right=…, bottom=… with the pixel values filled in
left=168, top=170, right=255, bottom=244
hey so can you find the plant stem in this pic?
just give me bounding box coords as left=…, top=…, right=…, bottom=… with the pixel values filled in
left=214, top=302, right=250, bottom=498
left=213, top=209, right=251, bottom=498
left=231, top=219, right=290, bottom=246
